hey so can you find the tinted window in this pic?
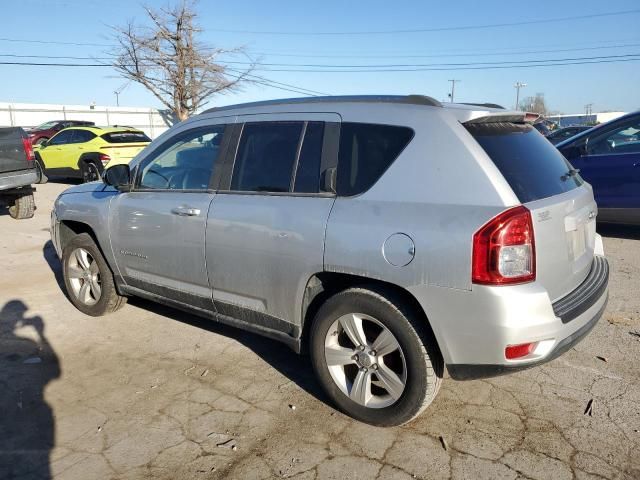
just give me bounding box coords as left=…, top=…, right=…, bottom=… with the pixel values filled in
left=337, top=123, right=414, bottom=196
left=587, top=119, right=640, bottom=155
left=139, top=126, right=225, bottom=190
left=466, top=122, right=583, bottom=203
left=48, top=130, right=74, bottom=145
left=231, top=122, right=303, bottom=192
left=71, top=130, right=96, bottom=143
left=102, top=132, right=151, bottom=143
left=294, top=122, right=325, bottom=193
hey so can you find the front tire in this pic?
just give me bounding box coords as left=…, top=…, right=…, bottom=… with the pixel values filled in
left=35, top=154, right=48, bottom=184
left=8, top=189, right=35, bottom=219
left=310, top=287, right=443, bottom=426
left=62, top=233, right=126, bottom=316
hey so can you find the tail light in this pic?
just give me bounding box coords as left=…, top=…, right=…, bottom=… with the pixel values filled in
left=99, top=153, right=111, bottom=165
left=22, top=137, right=35, bottom=165
left=472, top=206, right=535, bottom=285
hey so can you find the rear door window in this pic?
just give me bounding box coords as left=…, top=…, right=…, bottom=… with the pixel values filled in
left=337, top=123, right=414, bottom=196
left=231, top=122, right=303, bottom=192
left=465, top=122, right=583, bottom=203
left=102, top=132, right=151, bottom=143
left=71, top=130, right=96, bottom=143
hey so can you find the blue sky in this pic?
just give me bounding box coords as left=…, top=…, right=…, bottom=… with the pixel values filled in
left=2, top=0, right=640, bottom=114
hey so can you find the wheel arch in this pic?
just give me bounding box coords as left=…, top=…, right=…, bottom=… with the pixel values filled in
left=59, top=220, right=101, bottom=254
left=77, top=152, right=104, bottom=172
left=299, top=272, right=445, bottom=363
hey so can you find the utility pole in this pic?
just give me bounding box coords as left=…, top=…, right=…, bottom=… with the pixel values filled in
left=584, top=103, right=593, bottom=122
left=514, top=82, right=527, bottom=110
left=448, top=79, right=460, bottom=103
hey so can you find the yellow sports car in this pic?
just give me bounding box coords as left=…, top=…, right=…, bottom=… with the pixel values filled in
left=34, top=126, right=151, bottom=182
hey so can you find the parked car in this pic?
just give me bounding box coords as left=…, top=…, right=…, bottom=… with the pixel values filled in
left=0, top=127, right=38, bottom=219
left=26, top=120, right=95, bottom=145
left=546, top=125, right=592, bottom=145
left=532, top=121, right=552, bottom=136
left=51, top=95, right=609, bottom=426
left=35, top=126, right=151, bottom=182
left=556, top=110, right=640, bottom=225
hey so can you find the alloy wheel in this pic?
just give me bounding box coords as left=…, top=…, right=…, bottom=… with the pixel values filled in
left=324, top=313, right=407, bottom=408
left=67, top=247, right=102, bottom=306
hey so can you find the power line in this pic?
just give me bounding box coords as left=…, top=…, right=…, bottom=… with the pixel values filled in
left=211, top=52, right=640, bottom=69
left=252, top=57, right=640, bottom=73
left=5, top=42, right=640, bottom=63
left=2, top=53, right=640, bottom=72
left=209, top=9, right=640, bottom=35
left=248, top=42, right=640, bottom=59
left=0, top=37, right=111, bottom=47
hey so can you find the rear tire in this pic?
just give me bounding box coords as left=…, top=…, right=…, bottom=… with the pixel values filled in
left=8, top=189, right=35, bottom=219
left=62, top=233, right=126, bottom=316
left=310, top=287, right=443, bottom=426
left=80, top=161, right=101, bottom=183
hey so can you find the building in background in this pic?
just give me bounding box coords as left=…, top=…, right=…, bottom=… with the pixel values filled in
left=546, top=111, right=627, bottom=127
left=0, top=102, right=176, bottom=139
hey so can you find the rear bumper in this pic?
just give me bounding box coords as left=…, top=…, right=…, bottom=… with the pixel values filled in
left=0, top=169, right=38, bottom=192
left=408, top=256, right=609, bottom=380
left=447, top=293, right=607, bottom=380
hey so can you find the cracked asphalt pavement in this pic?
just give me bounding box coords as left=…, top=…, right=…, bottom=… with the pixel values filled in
left=1, top=182, right=639, bottom=480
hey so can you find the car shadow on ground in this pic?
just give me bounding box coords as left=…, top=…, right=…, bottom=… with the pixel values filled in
left=597, top=223, right=640, bottom=240
left=128, top=296, right=329, bottom=406
left=41, top=242, right=328, bottom=407
left=0, top=300, right=60, bottom=480
left=43, top=241, right=66, bottom=295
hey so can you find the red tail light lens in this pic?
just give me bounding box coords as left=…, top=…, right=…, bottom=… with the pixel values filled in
left=505, top=342, right=537, bottom=360
left=22, top=137, right=35, bottom=164
left=99, top=154, right=111, bottom=165
left=472, top=206, right=536, bottom=285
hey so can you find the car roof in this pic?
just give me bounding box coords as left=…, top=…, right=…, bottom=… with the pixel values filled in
left=61, top=126, right=145, bottom=134
left=201, top=94, right=520, bottom=124
left=555, top=110, right=639, bottom=147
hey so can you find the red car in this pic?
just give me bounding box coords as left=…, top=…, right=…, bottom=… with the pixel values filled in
left=26, top=120, right=95, bottom=145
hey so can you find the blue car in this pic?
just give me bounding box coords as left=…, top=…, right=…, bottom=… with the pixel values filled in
left=557, top=111, right=640, bottom=225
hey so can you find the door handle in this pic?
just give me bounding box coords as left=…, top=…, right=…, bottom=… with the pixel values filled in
left=171, top=206, right=201, bottom=216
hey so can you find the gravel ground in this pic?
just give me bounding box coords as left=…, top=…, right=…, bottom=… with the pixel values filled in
left=1, top=182, right=639, bottom=480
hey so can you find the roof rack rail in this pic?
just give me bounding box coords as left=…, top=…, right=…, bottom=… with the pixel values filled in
left=461, top=102, right=506, bottom=110
left=204, top=95, right=442, bottom=114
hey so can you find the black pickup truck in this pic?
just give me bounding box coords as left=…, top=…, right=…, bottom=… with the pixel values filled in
left=0, top=127, right=39, bottom=219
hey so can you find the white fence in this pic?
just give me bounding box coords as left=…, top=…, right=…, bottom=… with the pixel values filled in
left=0, top=102, right=177, bottom=139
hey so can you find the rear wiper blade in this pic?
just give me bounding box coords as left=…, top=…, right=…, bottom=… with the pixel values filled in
left=560, top=168, right=580, bottom=181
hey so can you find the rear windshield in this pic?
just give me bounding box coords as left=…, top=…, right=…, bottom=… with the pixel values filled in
left=101, top=131, right=151, bottom=143
left=465, top=122, right=583, bottom=203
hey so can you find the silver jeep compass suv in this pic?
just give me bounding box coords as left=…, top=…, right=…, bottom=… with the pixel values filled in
left=51, top=95, right=609, bottom=426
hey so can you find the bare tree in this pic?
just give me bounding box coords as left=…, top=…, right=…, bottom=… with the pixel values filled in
left=112, top=0, right=253, bottom=121
left=519, top=93, right=548, bottom=115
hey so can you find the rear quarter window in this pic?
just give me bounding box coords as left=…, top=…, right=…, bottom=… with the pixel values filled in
left=102, top=132, right=151, bottom=143
left=337, top=123, right=414, bottom=196
left=465, top=122, right=583, bottom=203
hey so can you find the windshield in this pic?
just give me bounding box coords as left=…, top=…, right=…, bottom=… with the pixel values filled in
left=34, top=121, right=59, bottom=130
left=466, top=122, right=583, bottom=203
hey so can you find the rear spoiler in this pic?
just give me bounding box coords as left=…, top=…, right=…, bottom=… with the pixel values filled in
left=464, top=111, right=541, bottom=125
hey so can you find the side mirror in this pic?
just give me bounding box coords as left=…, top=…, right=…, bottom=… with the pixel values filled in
left=560, top=142, right=586, bottom=160
left=39, top=139, right=48, bottom=148
left=104, top=164, right=132, bottom=192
